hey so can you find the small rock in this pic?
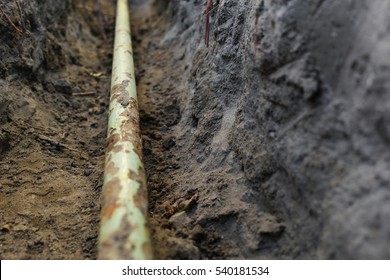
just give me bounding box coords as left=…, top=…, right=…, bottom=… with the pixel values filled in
left=54, top=79, right=72, bottom=94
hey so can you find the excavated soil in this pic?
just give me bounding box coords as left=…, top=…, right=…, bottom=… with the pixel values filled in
left=0, top=0, right=115, bottom=259
left=1, top=0, right=390, bottom=260
left=133, top=0, right=390, bottom=259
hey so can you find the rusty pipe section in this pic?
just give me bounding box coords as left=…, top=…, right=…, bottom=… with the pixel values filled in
left=98, top=0, right=153, bottom=260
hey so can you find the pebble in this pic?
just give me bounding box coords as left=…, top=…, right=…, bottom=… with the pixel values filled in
left=54, top=79, right=72, bottom=94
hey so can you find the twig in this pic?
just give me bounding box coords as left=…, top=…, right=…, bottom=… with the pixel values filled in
left=0, top=5, right=23, bottom=35
left=71, top=91, right=96, bottom=96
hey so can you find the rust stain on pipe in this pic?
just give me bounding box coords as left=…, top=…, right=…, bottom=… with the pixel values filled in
left=98, top=0, right=153, bottom=260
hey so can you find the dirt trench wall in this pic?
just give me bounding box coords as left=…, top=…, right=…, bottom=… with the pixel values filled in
left=0, top=0, right=114, bottom=259
left=0, top=0, right=71, bottom=79
left=149, top=0, right=390, bottom=259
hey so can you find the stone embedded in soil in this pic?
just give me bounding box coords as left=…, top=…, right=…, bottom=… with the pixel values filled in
left=162, top=136, right=176, bottom=150
left=53, top=79, right=73, bottom=94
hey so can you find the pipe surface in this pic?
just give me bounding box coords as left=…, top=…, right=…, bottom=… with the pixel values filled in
left=98, top=0, right=153, bottom=260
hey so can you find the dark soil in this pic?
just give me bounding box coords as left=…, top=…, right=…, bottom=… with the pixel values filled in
left=135, top=0, right=390, bottom=259
left=1, top=0, right=390, bottom=260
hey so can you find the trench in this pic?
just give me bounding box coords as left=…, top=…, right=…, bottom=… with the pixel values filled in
left=123, top=0, right=390, bottom=259
left=1, top=0, right=390, bottom=260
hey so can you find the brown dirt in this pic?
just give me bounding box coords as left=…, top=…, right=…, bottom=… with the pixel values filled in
left=0, top=0, right=115, bottom=259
